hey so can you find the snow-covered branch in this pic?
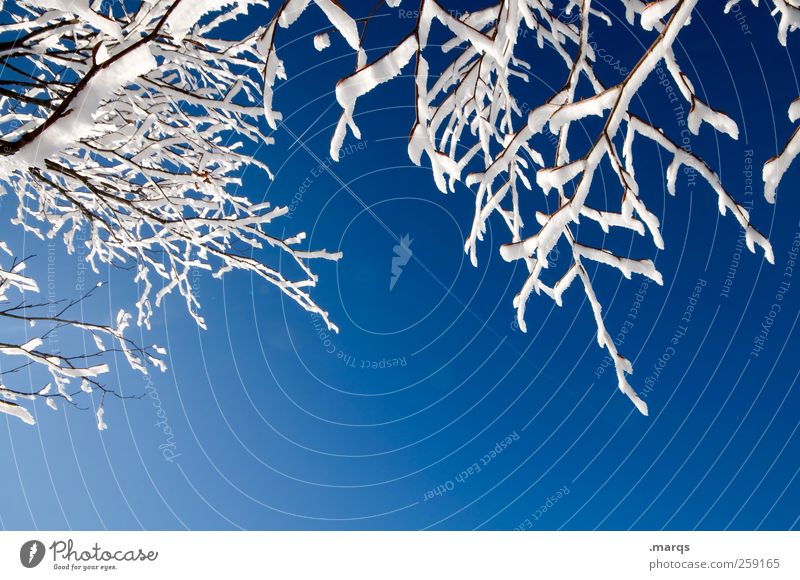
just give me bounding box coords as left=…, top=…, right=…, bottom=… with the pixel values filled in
left=725, top=0, right=800, bottom=202
left=270, top=0, right=777, bottom=414
left=0, top=247, right=162, bottom=427
left=0, top=1, right=342, bottom=338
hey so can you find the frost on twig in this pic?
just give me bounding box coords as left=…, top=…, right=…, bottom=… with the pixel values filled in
left=724, top=0, right=800, bottom=202
left=0, top=1, right=342, bottom=337
left=271, top=0, right=776, bottom=414
left=0, top=250, right=163, bottom=427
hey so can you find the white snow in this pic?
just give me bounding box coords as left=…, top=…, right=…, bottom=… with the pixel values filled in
left=38, top=0, right=122, bottom=39
left=314, top=32, right=331, bottom=51
left=333, top=35, right=418, bottom=159
left=764, top=129, right=800, bottom=204
left=314, top=0, right=360, bottom=50
left=0, top=400, right=35, bottom=425
left=166, top=0, right=256, bottom=43
left=8, top=46, right=157, bottom=173
left=96, top=406, right=108, bottom=431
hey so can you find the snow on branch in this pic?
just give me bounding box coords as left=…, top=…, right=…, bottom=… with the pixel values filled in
left=725, top=0, right=800, bottom=202
left=269, top=0, right=777, bottom=414
left=0, top=0, right=342, bottom=341
left=0, top=249, right=163, bottom=427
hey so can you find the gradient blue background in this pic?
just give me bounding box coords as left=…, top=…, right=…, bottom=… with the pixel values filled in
left=1, top=1, right=798, bottom=530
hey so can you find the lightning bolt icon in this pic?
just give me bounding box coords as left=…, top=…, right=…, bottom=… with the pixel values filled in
left=390, top=234, right=413, bottom=291
left=29, top=543, right=38, bottom=564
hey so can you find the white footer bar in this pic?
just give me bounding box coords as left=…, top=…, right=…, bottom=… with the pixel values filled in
left=1, top=532, right=797, bottom=578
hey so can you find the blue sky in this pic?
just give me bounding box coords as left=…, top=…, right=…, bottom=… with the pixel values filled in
left=0, top=1, right=798, bottom=530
